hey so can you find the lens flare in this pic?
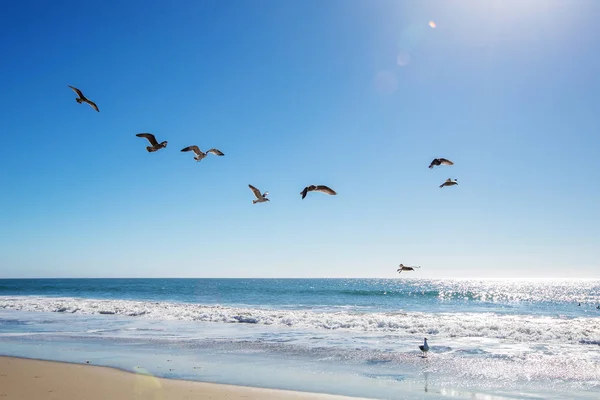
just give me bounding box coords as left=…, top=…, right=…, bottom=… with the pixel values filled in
left=429, top=21, right=436, bottom=28
left=133, top=367, right=164, bottom=398
left=396, top=51, right=411, bottom=66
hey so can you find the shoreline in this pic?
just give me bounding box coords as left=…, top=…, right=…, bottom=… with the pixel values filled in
left=0, top=355, right=374, bottom=400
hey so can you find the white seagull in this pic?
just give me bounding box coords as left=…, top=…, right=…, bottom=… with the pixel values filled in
left=419, top=338, right=429, bottom=357
left=181, top=145, right=224, bottom=162
left=428, top=158, right=453, bottom=169
left=439, top=178, right=458, bottom=188
left=249, top=184, right=269, bottom=204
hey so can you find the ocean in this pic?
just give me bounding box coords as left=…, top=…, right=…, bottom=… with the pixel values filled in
left=1, top=278, right=599, bottom=399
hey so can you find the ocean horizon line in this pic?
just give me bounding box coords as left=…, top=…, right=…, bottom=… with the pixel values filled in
left=0, top=276, right=598, bottom=280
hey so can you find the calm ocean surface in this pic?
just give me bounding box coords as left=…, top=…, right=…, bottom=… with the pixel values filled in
left=1, top=278, right=599, bottom=399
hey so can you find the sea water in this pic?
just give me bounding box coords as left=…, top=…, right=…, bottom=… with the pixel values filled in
left=1, top=278, right=599, bottom=399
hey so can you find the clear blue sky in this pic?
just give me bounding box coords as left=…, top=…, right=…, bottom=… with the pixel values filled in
left=1, top=0, right=598, bottom=279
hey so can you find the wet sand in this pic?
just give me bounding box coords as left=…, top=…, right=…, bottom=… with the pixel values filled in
left=0, top=356, right=373, bottom=400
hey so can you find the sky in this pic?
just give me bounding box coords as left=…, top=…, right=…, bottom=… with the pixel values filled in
left=0, top=0, right=599, bottom=279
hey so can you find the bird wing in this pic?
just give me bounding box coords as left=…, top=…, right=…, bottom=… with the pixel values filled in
left=315, top=185, right=337, bottom=195
left=85, top=99, right=99, bottom=112
left=207, top=148, right=224, bottom=156
left=181, top=145, right=202, bottom=155
left=300, top=187, right=309, bottom=199
left=428, top=158, right=440, bottom=168
left=136, top=133, right=159, bottom=147
left=68, top=85, right=85, bottom=99
left=439, top=158, right=454, bottom=165
left=248, top=184, right=262, bottom=199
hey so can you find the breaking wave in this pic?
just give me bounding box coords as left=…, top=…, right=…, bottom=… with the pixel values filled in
left=1, top=296, right=599, bottom=344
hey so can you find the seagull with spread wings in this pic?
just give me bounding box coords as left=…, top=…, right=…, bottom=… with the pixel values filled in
left=249, top=184, right=269, bottom=204
left=180, top=145, right=224, bottom=162
left=136, top=133, right=168, bottom=152
left=68, top=85, right=99, bottom=112
left=397, top=264, right=420, bottom=273
left=300, top=185, right=337, bottom=200
left=428, top=158, right=454, bottom=169
left=439, top=178, right=458, bottom=188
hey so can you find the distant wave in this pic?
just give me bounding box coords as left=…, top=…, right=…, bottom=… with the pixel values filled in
left=1, top=296, right=599, bottom=344
left=2, top=279, right=599, bottom=305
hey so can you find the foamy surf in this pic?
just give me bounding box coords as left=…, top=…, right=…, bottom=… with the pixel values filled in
left=1, top=296, right=599, bottom=345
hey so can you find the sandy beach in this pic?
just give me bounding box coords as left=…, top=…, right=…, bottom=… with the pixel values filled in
left=0, top=356, right=371, bottom=400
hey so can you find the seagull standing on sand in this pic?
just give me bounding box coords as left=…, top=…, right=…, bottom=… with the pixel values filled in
left=300, top=185, right=337, bottom=199
left=439, top=178, right=458, bottom=188
left=180, top=145, right=224, bottom=162
left=428, top=158, right=453, bottom=169
left=249, top=184, right=269, bottom=204
left=397, top=264, right=420, bottom=273
left=136, top=133, right=168, bottom=152
left=68, top=85, right=99, bottom=112
left=419, top=338, right=429, bottom=357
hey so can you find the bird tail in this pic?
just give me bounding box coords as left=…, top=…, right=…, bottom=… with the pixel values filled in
left=252, top=200, right=258, bottom=204
left=439, top=184, right=444, bottom=188
left=76, top=98, right=83, bottom=103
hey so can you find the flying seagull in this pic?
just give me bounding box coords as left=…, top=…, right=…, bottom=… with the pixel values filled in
left=249, top=184, right=269, bottom=204
left=136, top=133, right=168, bottom=152
left=180, top=145, right=224, bottom=162
left=68, top=85, right=99, bottom=112
left=397, top=264, right=420, bottom=273
left=428, top=158, right=453, bottom=169
left=419, top=338, right=429, bottom=357
left=439, top=178, right=458, bottom=188
left=300, top=185, right=337, bottom=199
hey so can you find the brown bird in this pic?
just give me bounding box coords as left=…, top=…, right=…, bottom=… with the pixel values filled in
left=68, top=85, right=99, bottom=112
left=181, top=145, right=224, bottom=162
left=397, top=264, right=420, bottom=273
left=136, top=133, right=168, bottom=152
left=428, top=158, right=453, bottom=169
left=439, top=178, right=458, bottom=188
left=249, top=184, right=269, bottom=204
left=300, top=185, right=337, bottom=200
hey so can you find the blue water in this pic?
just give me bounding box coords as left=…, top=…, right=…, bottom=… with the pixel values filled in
left=1, top=278, right=599, bottom=399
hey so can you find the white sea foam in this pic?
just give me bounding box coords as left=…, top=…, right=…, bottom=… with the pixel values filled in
left=1, top=296, right=599, bottom=345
